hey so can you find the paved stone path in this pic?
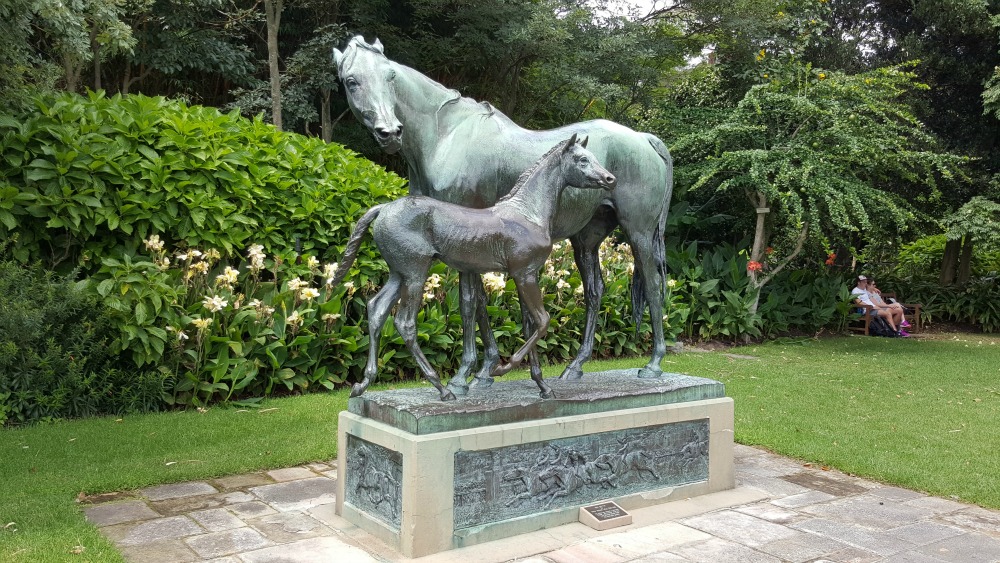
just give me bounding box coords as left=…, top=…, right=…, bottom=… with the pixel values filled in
left=84, top=445, right=1000, bottom=562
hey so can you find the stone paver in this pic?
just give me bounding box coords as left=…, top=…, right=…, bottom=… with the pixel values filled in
left=248, top=477, right=336, bottom=512
left=83, top=446, right=1000, bottom=563
left=103, top=515, right=204, bottom=546
left=141, top=482, right=218, bottom=501
left=185, top=527, right=273, bottom=558
left=188, top=508, right=246, bottom=532
left=247, top=511, right=333, bottom=543
left=240, top=536, right=378, bottom=563
left=227, top=500, right=278, bottom=519
left=211, top=473, right=274, bottom=491
left=117, top=539, right=200, bottom=563
left=266, top=467, right=318, bottom=482
left=84, top=499, right=160, bottom=526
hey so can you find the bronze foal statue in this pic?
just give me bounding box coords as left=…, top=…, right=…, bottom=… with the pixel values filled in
left=330, top=135, right=615, bottom=401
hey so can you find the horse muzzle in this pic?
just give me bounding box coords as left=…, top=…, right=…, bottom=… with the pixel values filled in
left=600, top=173, right=617, bottom=191
left=373, top=123, right=404, bottom=154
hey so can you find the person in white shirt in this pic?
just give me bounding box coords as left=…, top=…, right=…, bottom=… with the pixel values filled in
left=851, top=275, right=902, bottom=334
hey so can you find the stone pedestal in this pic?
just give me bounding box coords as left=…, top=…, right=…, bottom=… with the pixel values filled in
left=335, top=371, right=734, bottom=558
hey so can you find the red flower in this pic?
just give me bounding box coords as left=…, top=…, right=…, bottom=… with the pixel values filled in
left=765, top=247, right=774, bottom=254
left=747, top=260, right=763, bottom=272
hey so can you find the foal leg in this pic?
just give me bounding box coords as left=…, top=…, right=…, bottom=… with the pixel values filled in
left=397, top=277, right=456, bottom=401
left=471, top=275, right=501, bottom=388
left=351, top=273, right=402, bottom=398
left=494, top=276, right=553, bottom=399
left=445, top=273, right=478, bottom=396
left=561, top=210, right=617, bottom=380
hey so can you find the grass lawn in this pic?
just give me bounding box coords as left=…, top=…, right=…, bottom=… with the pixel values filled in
left=2, top=332, right=999, bottom=561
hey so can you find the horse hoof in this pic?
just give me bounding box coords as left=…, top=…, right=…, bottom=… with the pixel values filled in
left=441, top=390, right=457, bottom=402
left=637, top=367, right=662, bottom=379
left=559, top=366, right=583, bottom=380
left=350, top=384, right=366, bottom=398
left=540, top=388, right=555, bottom=400
left=446, top=380, right=470, bottom=396
left=469, top=376, right=494, bottom=390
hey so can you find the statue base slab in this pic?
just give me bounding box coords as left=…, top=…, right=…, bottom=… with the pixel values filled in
left=336, top=370, right=734, bottom=558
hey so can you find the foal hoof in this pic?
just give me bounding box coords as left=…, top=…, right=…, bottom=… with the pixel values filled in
left=350, top=383, right=367, bottom=398
left=539, top=388, right=556, bottom=400
left=469, top=376, right=494, bottom=390
left=446, top=380, right=469, bottom=396
left=637, top=366, right=662, bottom=379
left=440, top=390, right=457, bottom=402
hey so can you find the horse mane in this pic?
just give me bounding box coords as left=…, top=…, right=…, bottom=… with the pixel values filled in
left=341, top=37, right=509, bottom=130
left=497, top=138, right=574, bottom=204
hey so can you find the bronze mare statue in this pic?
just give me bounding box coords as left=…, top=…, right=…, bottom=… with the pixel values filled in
left=329, top=135, right=616, bottom=401
left=333, top=37, right=673, bottom=394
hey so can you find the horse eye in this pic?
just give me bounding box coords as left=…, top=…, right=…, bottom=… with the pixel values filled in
left=579, top=157, right=589, bottom=164
left=345, top=77, right=359, bottom=89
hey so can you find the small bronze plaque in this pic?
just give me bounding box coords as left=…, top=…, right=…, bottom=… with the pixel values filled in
left=782, top=471, right=868, bottom=497
left=580, top=501, right=631, bottom=530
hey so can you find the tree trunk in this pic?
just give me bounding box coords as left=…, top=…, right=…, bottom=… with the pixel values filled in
left=957, top=235, right=974, bottom=285
left=320, top=89, right=332, bottom=142
left=91, top=26, right=101, bottom=91
left=264, top=0, right=283, bottom=130
left=940, top=238, right=961, bottom=285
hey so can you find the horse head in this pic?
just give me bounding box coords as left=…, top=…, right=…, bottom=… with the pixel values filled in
left=561, top=134, right=616, bottom=192
left=333, top=36, right=404, bottom=154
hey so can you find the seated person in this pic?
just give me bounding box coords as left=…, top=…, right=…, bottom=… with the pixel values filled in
left=851, top=275, right=905, bottom=335
left=867, top=277, right=910, bottom=331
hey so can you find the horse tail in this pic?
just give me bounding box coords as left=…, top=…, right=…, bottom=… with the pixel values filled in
left=631, top=133, right=674, bottom=332
left=329, top=204, right=384, bottom=287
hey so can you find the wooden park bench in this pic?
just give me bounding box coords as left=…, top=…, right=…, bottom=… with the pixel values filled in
left=848, top=293, right=922, bottom=336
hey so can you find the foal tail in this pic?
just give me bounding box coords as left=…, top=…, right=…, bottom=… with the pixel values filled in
left=631, top=133, right=674, bottom=331
left=328, top=204, right=384, bottom=287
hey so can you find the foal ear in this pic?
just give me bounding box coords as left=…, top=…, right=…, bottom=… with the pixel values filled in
left=565, top=133, right=578, bottom=151
left=372, top=38, right=385, bottom=53
left=333, top=48, right=343, bottom=68
left=580, top=136, right=589, bottom=148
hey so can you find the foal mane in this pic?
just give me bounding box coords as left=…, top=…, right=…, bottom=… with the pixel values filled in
left=497, top=138, right=574, bottom=204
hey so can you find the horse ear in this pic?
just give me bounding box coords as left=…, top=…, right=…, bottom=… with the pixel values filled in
left=580, top=136, right=589, bottom=148
left=566, top=133, right=578, bottom=151
left=333, top=48, right=343, bottom=68
left=372, top=38, right=385, bottom=53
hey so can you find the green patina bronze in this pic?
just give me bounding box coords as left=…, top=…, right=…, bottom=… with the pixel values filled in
left=347, top=371, right=725, bottom=435
left=328, top=136, right=616, bottom=401
left=333, top=37, right=674, bottom=393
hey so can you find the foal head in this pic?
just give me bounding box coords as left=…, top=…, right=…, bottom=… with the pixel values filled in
left=560, top=133, right=616, bottom=192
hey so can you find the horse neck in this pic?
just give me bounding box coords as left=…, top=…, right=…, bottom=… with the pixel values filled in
left=499, top=159, right=567, bottom=230
left=393, top=63, right=460, bottom=164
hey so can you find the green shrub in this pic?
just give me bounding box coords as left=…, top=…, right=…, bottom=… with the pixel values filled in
left=878, top=275, right=1000, bottom=333
left=896, top=235, right=1000, bottom=278
left=0, top=91, right=406, bottom=272
left=0, top=258, right=166, bottom=426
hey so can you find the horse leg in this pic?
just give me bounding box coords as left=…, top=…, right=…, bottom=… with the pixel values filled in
left=445, top=273, right=479, bottom=396
left=351, top=273, right=402, bottom=398
left=560, top=210, right=617, bottom=380
left=396, top=276, right=456, bottom=401
left=470, top=274, right=501, bottom=388
left=630, top=235, right=667, bottom=378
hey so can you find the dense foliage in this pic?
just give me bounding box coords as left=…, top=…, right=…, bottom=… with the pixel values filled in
left=0, top=91, right=406, bottom=271
left=0, top=256, right=165, bottom=426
